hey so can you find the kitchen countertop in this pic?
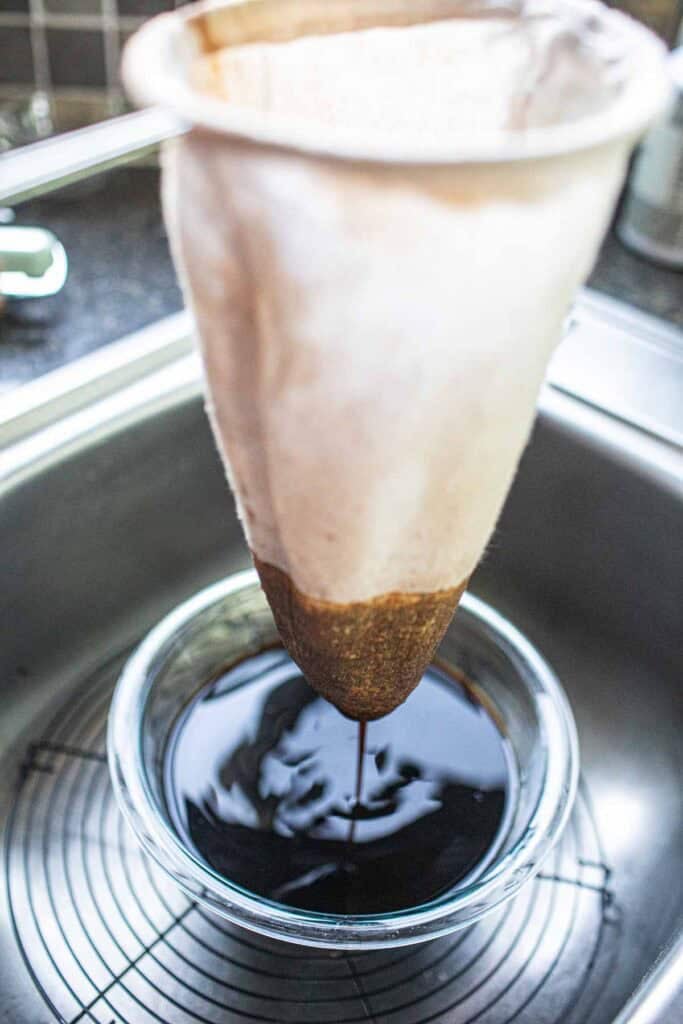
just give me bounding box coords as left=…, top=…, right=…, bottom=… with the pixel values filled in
left=0, top=167, right=183, bottom=390
left=0, top=164, right=681, bottom=389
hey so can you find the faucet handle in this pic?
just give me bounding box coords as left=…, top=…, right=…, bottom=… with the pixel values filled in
left=0, top=224, right=68, bottom=299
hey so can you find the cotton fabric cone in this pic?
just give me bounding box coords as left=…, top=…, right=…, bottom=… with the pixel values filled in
left=124, top=0, right=668, bottom=720
left=159, top=129, right=634, bottom=720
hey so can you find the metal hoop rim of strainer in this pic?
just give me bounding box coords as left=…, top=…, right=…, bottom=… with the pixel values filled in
left=121, top=0, right=670, bottom=168
left=108, top=569, right=579, bottom=950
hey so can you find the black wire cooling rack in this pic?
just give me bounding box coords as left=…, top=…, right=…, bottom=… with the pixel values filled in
left=5, top=653, right=623, bottom=1024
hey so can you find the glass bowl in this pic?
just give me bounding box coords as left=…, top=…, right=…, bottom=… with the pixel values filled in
left=108, top=570, right=578, bottom=950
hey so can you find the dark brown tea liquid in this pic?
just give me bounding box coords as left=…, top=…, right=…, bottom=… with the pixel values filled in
left=164, top=648, right=514, bottom=915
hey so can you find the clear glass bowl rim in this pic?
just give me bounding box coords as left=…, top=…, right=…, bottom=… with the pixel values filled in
left=108, top=570, right=579, bottom=949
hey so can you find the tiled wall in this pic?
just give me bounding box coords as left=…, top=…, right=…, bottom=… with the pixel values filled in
left=0, top=0, right=192, bottom=141
left=0, top=0, right=681, bottom=143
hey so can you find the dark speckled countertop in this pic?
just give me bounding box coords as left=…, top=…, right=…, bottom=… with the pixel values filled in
left=0, top=168, right=183, bottom=389
left=0, top=165, right=680, bottom=389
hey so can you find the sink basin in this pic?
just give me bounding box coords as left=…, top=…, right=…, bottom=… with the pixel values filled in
left=0, top=295, right=681, bottom=1024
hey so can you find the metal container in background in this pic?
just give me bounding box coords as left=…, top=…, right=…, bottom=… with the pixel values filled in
left=618, top=47, right=683, bottom=269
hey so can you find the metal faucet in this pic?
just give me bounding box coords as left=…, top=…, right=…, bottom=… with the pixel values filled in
left=0, top=108, right=182, bottom=207
left=0, top=219, right=68, bottom=299
left=0, top=108, right=182, bottom=302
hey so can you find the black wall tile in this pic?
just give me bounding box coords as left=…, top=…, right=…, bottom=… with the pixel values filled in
left=0, top=27, right=33, bottom=83
left=0, top=1, right=29, bottom=12
left=117, top=0, right=173, bottom=14
left=47, top=28, right=106, bottom=87
left=44, top=0, right=103, bottom=13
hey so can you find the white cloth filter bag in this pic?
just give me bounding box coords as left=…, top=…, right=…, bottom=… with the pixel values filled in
left=124, top=0, right=669, bottom=605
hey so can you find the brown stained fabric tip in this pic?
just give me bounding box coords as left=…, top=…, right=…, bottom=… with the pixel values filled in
left=252, top=553, right=467, bottom=721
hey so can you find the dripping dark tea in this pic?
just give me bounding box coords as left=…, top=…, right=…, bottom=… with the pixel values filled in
left=163, top=648, right=516, bottom=915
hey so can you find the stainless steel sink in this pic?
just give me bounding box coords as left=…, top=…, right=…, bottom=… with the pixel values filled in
left=0, top=295, right=681, bottom=1024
